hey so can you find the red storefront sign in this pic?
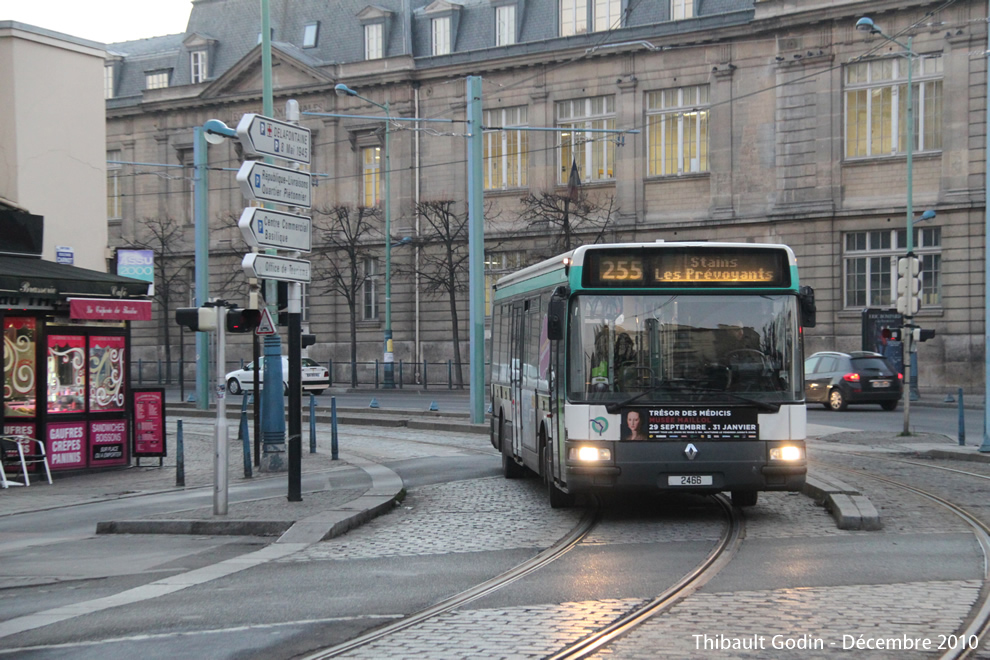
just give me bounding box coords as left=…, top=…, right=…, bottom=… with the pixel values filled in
left=69, top=298, right=152, bottom=321
left=90, top=419, right=128, bottom=466
left=46, top=421, right=87, bottom=470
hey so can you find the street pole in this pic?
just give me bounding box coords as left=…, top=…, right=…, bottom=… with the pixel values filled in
left=466, top=76, right=485, bottom=424
left=982, top=0, right=990, bottom=453
left=287, top=282, right=302, bottom=501
left=902, top=35, right=914, bottom=436
left=259, top=0, right=286, bottom=470
left=193, top=127, right=210, bottom=410
left=215, top=305, right=228, bottom=515
left=383, top=99, right=395, bottom=389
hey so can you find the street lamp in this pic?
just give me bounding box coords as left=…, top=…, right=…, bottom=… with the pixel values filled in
left=335, top=83, right=396, bottom=388
left=856, top=17, right=925, bottom=433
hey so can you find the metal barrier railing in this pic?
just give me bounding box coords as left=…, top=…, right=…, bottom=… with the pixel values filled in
left=131, top=358, right=478, bottom=391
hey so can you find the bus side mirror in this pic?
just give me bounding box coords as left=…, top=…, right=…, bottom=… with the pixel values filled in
left=547, top=296, right=567, bottom=341
left=799, top=286, right=816, bottom=328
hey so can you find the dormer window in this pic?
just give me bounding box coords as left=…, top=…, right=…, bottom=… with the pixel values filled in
left=560, top=0, right=587, bottom=36
left=104, top=65, right=115, bottom=99
left=365, top=23, right=384, bottom=59
left=303, top=22, right=319, bottom=48
left=495, top=5, right=515, bottom=46
left=145, top=70, right=170, bottom=90
left=191, top=50, right=208, bottom=83
left=432, top=16, right=451, bottom=55
left=671, top=0, right=693, bottom=20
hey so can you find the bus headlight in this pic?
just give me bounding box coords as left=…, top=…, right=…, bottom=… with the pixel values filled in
left=569, top=446, right=612, bottom=462
left=770, top=446, right=804, bottom=461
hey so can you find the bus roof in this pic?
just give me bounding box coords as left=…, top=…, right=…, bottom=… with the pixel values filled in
left=494, top=241, right=799, bottom=300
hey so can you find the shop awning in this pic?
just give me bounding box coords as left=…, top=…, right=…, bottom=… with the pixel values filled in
left=0, top=255, right=150, bottom=300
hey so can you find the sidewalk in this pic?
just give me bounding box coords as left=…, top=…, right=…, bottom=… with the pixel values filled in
left=0, top=412, right=409, bottom=545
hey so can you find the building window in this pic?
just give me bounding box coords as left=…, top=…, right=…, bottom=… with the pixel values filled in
left=560, top=0, right=587, bottom=36
left=145, top=70, right=170, bottom=90
left=495, top=5, right=516, bottom=46
left=845, top=54, right=943, bottom=159
left=190, top=50, right=208, bottom=83
left=432, top=16, right=451, bottom=55
left=363, top=257, right=380, bottom=320
left=647, top=84, right=709, bottom=176
left=843, top=227, right=942, bottom=308
left=365, top=23, right=383, bottom=60
left=362, top=147, right=382, bottom=207
left=107, top=150, right=122, bottom=220
left=303, top=22, right=319, bottom=48
left=556, top=96, right=615, bottom=184
left=483, top=106, right=528, bottom=190
left=485, top=252, right=524, bottom=315
left=671, top=0, right=693, bottom=20
left=593, top=0, right=620, bottom=32
left=104, top=65, right=115, bottom=99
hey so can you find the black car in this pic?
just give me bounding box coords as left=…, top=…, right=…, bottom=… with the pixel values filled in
left=804, top=351, right=902, bottom=411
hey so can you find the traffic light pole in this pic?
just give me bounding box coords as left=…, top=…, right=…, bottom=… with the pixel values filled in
left=902, top=311, right=912, bottom=435
left=287, top=282, right=302, bottom=502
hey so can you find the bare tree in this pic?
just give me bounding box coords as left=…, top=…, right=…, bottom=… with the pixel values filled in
left=519, top=186, right=619, bottom=258
left=311, top=205, right=382, bottom=387
left=405, top=199, right=503, bottom=388
left=122, top=216, right=192, bottom=383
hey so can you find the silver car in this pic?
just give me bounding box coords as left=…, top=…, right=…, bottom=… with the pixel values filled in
left=225, top=356, right=329, bottom=396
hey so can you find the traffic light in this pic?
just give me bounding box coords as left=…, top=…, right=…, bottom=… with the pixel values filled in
left=881, top=327, right=902, bottom=342
left=913, top=328, right=936, bottom=343
left=896, top=256, right=921, bottom=316
left=301, top=333, right=316, bottom=348
left=175, top=307, right=217, bottom=332
left=226, top=308, right=262, bottom=333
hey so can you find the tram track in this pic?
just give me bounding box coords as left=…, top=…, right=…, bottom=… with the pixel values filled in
left=299, top=492, right=742, bottom=659
left=812, top=454, right=990, bottom=660
left=547, top=493, right=744, bottom=660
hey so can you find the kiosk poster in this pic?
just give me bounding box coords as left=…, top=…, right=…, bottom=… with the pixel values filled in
left=642, top=407, right=759, bottom=440
left=90, top=419, right=127, bottom=466
left=132, top=388, right=166, bottom=457
left=46, top=421, right=87, bottom=469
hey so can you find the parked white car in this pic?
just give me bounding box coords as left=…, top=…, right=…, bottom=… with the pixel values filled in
left=225, top=356, right=329, bottom=396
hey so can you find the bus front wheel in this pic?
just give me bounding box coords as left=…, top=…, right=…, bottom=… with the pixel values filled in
left=731, top=490, right=758, bottom=507
left=500, top=416, right=525, bottom=479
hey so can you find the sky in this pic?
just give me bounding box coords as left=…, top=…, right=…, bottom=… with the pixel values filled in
left=1, top=0, right=193, bottom=44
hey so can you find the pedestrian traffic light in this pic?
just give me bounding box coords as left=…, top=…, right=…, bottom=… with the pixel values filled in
left=913, top=328, right=936, bottom=343
left=175, top=307, right=217, bottom=332
left=301, top=333, right=316, bottom=348
left=896, top=256, right=921, bottom=316
left=881, top=327, right=902, bottom=342
left=226, top=308, right=262, bottom=333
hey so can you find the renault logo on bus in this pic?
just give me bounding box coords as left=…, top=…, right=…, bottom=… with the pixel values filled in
left=684, top=444, right=699, bottom=460
left=591, top=417, right=608, bottom=435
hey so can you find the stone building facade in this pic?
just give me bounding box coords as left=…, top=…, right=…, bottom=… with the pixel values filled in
left=105, top=0, right=988, bottom=390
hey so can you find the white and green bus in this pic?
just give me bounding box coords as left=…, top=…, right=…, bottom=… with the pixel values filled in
left=489, top=242, right=816, bottom=508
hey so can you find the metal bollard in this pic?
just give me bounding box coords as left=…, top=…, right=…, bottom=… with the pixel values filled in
left=448, top=360, right=453, bottom=389
left=375, top=359, right=380, bottom=389
left=423, top=359, right=428, bottom=390
left=958, top=388, right=966, bottom=446
left=399, top=360, right=404, bottom=389
left=309, top=393, right=317, bottom=454
left=176, top=419, right=185, bottom=487
left=137, top=359, right=143, bottom=385
left=331, top=396, right=339, bottom=460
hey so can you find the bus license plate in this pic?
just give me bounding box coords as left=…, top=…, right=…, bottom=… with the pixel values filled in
left=873, top=380, right=891, bottom=388
left=669, top=475, right=713, bottom=486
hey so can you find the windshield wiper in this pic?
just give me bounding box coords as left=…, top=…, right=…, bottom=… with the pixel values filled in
left=605, top=384, right=678, bottom=414
left=680, top=386, right=781, bottom=412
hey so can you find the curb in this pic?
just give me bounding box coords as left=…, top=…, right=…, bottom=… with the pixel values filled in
left=803, top=473, right=881, bottom=531
left=96, top=455, right=404, bottom=540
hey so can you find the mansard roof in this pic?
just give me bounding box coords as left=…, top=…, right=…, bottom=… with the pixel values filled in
left=107, top=0, right=756, bottom=108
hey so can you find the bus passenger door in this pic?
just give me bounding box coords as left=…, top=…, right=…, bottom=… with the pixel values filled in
left=509, top=302, right=525, bottom=459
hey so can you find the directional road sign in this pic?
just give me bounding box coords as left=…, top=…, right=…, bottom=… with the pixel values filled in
left=237, top=161, right=312, bottom=209
left=242, top=253, right=311, bottom=284
left=238, top=207, right=312, bottom=253
left=236, top=113, right=311, bottom=164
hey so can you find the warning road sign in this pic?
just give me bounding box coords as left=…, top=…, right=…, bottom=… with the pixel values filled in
left=255, top=307, right=276, bottom=335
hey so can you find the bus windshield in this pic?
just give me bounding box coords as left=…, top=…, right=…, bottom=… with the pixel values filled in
left=566, top=293, right=802, bottom=405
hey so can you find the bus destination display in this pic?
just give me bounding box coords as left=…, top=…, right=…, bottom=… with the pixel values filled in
left=584, top=247, right=790, bottom=288
left=643, top=406, right=758, bottom=440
